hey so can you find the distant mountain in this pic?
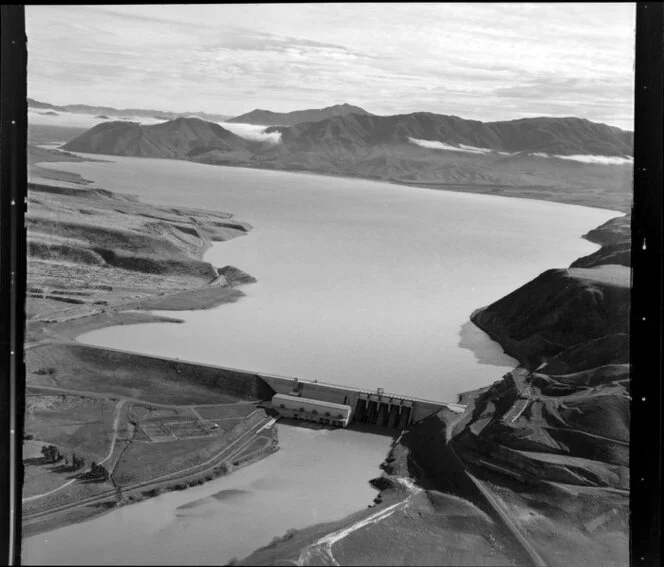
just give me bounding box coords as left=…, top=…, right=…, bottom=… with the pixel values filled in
left=266, top=112, right=633, bottom=157
left=228, top=103, right=371, bottom=126
left=27, top=98, right=231, bottom=123
left=63, top=117, right=252, bottom=163
left=61, top=111, right=633, bottom=199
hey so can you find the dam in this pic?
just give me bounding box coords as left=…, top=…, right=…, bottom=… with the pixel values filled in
left=257, top=371, right=459, bottom=428
left=62, top=343, right=457, bottom=428
left=48, top=343, right=458, bottom=428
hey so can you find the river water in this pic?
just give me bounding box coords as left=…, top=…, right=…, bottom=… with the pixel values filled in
left=24, top=155, right=620, bottom=564
left=23, top=425, right=393, bottom=565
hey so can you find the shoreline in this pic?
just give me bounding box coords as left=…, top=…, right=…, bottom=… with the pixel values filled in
left=37, top=145, right=631, bottom=214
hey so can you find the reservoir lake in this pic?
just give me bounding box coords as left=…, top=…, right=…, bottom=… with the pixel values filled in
left=24, top=155, right=620, bottom=564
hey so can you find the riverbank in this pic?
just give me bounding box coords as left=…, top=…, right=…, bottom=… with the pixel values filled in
left=241, top=414, right=530, bottom=566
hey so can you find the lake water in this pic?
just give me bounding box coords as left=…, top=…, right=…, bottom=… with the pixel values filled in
left=24, top=155, right=619, bottom=564
left=36, top=155, right=618, bottom=402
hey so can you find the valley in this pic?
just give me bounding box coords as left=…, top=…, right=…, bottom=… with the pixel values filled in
left=22, top=113, right=631, bottom=566
left=17, top=2, right=641, bottom=564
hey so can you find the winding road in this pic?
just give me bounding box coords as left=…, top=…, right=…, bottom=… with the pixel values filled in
left=23, top=413, right=273, bottom=526
left=22, top=398, right=128, bottom=503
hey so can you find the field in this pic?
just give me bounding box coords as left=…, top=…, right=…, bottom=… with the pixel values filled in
left=25, top=394, right=118, bottom=457
left=22, top=393, right=125, bottom=502
left=112, top=409, right=266, bottom=486
left=22, top=361, right=274, bottom=536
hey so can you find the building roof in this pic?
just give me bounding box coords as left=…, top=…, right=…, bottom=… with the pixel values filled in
left=272, top=393, right=352, bottom=412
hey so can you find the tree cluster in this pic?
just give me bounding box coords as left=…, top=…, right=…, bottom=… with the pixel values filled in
left=41, top=444, right=63, bottom=463
left=71, top=452, right=85, bottom=471
left=89, top=461, right=110, bottom=481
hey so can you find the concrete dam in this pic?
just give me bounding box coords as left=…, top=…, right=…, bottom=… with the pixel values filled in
left=258, top=372, right=458, bottom=428
left=62, top=344, right=458, bottom=429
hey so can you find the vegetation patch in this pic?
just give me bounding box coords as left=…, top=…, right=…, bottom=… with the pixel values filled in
left=112, top=436, right=233, bottom=486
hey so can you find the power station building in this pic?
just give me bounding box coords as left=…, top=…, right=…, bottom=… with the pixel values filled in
left=272, top=393, right=352, bottom=427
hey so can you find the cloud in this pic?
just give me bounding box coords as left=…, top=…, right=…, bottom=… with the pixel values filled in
left=28, top=109, right=108, bottom=129
left=408, top=139, right=632, bottom=164
left=529, top=152, right=633, bottom=165
left=26, top=4, right=636, bottom=129
left=408, top=138, right=491, bottom=154
left=217, top=122, right=282, bottom=144
left=28, top=109, right=170, bottom=129
left=28, top=109, right=283, bottom=145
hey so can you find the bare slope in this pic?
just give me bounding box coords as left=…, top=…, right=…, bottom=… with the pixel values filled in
left=442, top=215, right=631, bottom=566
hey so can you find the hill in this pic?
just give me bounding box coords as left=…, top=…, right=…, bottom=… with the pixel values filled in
left=63, top=117, right=253, bottom=162
left=228, top=102, right=371, bottom=126
left=430, top=210, right=631, bottom=566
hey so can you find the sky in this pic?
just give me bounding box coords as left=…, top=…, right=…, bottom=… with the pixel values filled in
left=26, top=3, right=636, bottom=130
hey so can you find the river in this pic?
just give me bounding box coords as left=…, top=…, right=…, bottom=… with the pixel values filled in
left=22, top=425, right=393, bottom=565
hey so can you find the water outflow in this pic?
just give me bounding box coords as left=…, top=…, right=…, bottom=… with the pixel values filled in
left=263, top=373, right=443, bottom=429
left=353, top=398, right=412, bottom=428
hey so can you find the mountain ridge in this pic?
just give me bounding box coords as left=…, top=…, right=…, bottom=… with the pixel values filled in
left=27, top=97, right=231, bottom=123
left=265, top=112, right=633, bottom=156
left=228, top=102, right=372, bottom=126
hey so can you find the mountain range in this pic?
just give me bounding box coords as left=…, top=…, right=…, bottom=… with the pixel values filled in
left=228, top=103, right=371, bottom=126
left=62, top=108, right=633, bottom=200
left=266, top=112, right=632, bottom=156
left=27, top=97, right=231, bottom=123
